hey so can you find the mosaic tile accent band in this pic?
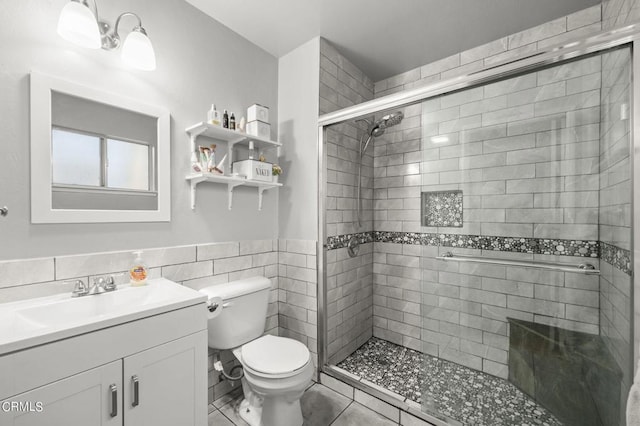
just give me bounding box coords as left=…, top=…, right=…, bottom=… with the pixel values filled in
left=421, top=190, right=463, bottom=227
left=600, top=241, right=632, bottom=276
left=326, top=232, right=633, bottom=275
left=327, top=231, right=598, bottom=256
left=325, top=231, right=374, bottom=250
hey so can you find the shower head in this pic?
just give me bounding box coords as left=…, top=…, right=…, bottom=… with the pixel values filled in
left=359, top=111, right=405, bottom=156
left=378, top=111, right=405, bottom=129
left=368, top=111, right=404, bottom=138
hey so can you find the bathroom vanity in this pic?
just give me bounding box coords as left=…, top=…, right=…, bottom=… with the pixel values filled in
left=0, top=278, right=207, bottom=426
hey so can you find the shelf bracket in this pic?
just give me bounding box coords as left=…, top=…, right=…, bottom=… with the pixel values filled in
left=257, top=187, right=266, bottom=211
left=190, top=181, right=197, bottom=210
left=188, top=177, right=208, bottom=210
left=227, top=181, right=244, bottom=210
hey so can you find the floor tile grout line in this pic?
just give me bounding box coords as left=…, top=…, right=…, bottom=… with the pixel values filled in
left=329, top=400, right=356, bottom=426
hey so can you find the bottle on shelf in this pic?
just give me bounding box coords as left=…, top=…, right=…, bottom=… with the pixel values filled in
left=248, top=141, right=255, bottom=160
left=207, top=104, right=221, bottom=126
left=222, top=109, right=229, bottom=128
left=229, top=112, right=236, bottom=130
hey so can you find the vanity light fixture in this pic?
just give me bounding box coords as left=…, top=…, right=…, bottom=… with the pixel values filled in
left=57, top=0, right=156, bottom=71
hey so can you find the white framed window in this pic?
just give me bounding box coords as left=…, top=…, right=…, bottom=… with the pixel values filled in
left=51, top=127, right=155, bottom=194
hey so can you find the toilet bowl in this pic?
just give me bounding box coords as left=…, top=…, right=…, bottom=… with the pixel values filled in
left=233, top=334, right=314, bottom=426
left=199, top=276, right=313, bottom=426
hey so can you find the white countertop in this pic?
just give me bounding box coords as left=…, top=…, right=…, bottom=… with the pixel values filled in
left=0, top=278, right=206, bottom=355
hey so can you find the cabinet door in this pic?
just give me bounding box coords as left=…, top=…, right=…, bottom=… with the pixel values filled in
left=2, top=360, right=122, bottom=426
left=123, top=331, right=207, bottom=426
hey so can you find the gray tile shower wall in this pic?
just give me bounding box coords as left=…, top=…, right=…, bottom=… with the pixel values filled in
left=321, top=38, right=376, bottom=365
left=603, top=0, right=640, bottom=29
left=374, top=5, right=603, bottom=98
left=371, top=52, right=606, bottom=379
left=599, top=47, right=633, bottom=395
left=362, top=5, right=631, bottom=380
left=326, top=243, right=374, bottom=364
left=374, top=243, right=601, bottom=379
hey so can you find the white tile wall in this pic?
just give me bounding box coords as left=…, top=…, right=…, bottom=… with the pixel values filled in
left=278, top=239, right=319, bottom=369
left=352, top=4, right=635, bottom=382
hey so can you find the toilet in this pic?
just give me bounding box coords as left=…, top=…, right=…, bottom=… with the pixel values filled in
left=200, top=276, right=313, bottom=426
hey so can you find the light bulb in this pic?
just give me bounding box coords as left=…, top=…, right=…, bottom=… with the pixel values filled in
left=57, top=1, right=101, bottom=49
left=121, top=28, right=156, bottom=71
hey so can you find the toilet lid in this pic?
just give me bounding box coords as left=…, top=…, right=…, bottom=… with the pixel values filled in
left=242, top=335, right=310, bottom=375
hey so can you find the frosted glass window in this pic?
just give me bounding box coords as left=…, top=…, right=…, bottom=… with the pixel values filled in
left=52, top=128, right=101, bottom=186
left=107, top=139, right=149, bottom=190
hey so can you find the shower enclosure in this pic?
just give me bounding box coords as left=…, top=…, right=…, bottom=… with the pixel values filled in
left=318, top=26, right=638, bottom=426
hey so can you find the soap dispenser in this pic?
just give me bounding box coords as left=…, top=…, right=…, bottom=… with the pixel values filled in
left=130, top=251, right=148, bottom=286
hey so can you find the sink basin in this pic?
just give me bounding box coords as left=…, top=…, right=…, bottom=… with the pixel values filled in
left=0, top=278, right=206, bottom=354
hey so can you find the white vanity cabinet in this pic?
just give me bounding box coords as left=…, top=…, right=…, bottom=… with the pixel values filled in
left=5, top=360, right=122, bottom=426
left=123, top=333, right=205, bottom=425
left=0, top=280, right=207, bottom=426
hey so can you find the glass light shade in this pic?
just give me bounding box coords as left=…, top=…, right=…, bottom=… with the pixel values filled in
left=57, top=1, right=101, bottom=49
left=121, top=29, right=156, bottom=71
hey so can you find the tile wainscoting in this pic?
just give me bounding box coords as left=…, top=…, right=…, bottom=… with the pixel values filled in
left=0, top=238, right=318, bottom=405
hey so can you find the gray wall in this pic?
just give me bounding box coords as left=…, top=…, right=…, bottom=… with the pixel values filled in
left=277, top=37, right=320, bottom=241
left=0, top=0, right=278, bottom=260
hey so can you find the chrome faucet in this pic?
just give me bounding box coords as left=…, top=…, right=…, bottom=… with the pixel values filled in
left=71, top=280, right=88, bottom=297
left=71, top=276, right=117, bottom=297
left=89, top=276, right=117, bottom=295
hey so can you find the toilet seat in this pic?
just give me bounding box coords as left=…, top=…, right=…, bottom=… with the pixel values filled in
left=241, top=335, right=310, bottom=376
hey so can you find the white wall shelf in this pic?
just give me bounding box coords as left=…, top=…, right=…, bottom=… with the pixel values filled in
left=186, top=122, right=282, bottom=155
left=186, top=122, right=282, bottom=211
left=186, top=172, right=281, bottom=211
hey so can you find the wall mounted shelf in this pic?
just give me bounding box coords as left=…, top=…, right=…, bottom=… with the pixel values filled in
left=185, top=173, right=281, bottom=211
left=186, top=122, right=282, bottom=157
left=185, top=122, right=282, bottom=211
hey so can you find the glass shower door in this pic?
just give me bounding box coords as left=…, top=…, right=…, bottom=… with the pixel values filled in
left=417, top=47, right=633, bottom=425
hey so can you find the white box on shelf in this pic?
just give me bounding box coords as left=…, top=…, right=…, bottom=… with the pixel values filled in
left=247, top=104, right=269, bottom=123
left=233, top=160, right=272, bottom=182
left=246, top=120, right=271, bottom=139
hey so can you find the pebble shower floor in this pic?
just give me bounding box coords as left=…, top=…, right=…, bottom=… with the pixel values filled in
left=336, top=337, right=562, bottom=426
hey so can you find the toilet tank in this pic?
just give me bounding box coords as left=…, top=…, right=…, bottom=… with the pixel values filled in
left=200, top=276, right=271, bottom=350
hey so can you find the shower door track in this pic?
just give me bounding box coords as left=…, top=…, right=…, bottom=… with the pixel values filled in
left=316, top=21, right=640, bottom=426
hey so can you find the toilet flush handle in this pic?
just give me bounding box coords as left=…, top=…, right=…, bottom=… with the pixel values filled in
left=207, top=300, right=230, bottom=312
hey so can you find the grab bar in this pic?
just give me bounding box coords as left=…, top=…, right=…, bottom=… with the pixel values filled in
left=436, top=251, right=599, bottom=274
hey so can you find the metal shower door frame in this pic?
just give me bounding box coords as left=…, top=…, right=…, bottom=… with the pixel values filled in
left=317, top=22, right=640, bottom=423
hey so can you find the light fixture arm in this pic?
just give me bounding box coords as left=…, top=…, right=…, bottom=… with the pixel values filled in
left=58, top=0, right=156, bottom=70
left=101, top=12, right=145, bottom=51
left=78, top=0, right=100, bottom=22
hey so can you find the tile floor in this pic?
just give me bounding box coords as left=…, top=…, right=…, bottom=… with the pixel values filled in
left=337, top=338, right=562, bottom=426
left=208, top=382, right=411, bottom=426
